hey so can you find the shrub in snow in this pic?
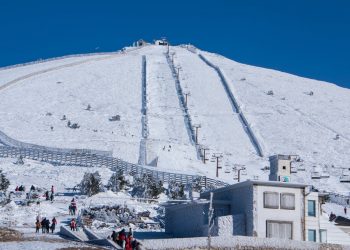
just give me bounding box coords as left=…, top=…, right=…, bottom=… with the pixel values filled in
left=167, top=181, right=186, bottom=200
left=0, top=170, right=10, bottom=192
left=109, top=115, right=120, bottom=121
left=14, top=155, right=24, bottom=165
left=79, top=171, right=103, bottom=196
left=108, top=169, right=128, bottom=192
left=267, top=90, right=274, bottom=96
left=131, top=174, right=164, bottom=199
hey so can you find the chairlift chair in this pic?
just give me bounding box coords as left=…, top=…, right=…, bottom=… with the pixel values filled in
left=311, top=166, right=321, bottom=179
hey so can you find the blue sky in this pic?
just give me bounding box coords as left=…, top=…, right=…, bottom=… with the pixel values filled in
left=0, top=0, right=349, bottom=88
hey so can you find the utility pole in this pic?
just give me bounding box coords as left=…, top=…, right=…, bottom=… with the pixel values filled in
left=233, top=165, right=246, bottom=182
left=202, top=146, right=209, bottom=164
left=212, top=153, right=223, bottom=177
left=207, top=192, right=214, bottom=250
left=184, top=91, right=191, bottom=107
left=193, top=124, right=201, bottom=145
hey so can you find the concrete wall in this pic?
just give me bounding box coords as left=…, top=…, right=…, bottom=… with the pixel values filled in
left=254, top=185, right=304, bottom=240
left=165, top=202, right=208, bottom=237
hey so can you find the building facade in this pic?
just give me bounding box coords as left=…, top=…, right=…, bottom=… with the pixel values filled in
left=165, top=180, right=327, bottom=243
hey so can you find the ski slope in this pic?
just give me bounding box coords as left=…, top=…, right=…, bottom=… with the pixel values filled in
left=0, top=44, right=349, bottom=192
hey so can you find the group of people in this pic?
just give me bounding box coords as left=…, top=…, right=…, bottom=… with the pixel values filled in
left=69, top=198, right=77, bottom=215
left=36, top=217, right=57, bottom=233
left=110, top=228, right=141, bottom=250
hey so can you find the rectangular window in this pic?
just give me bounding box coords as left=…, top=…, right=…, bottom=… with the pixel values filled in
left=308, top=229, right=316, bottom=242
left=264, top=192, right=279, bottom=209
left=280, top=193, right=295, bottom=210
left=266, top=221, right=292, bottom=239
left=308, top=200, right=316, bottom=216
left=319, top=229, right=327, bottom=243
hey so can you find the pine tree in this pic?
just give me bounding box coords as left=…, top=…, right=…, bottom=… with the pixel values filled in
left=0, top=170, right=10, bottom=192
left=131, top=174, right=164, bottom=199
left=108, top=169, right=128, bottom=192
left=79, top=171, right=103, bottom=196
left=168, top=181, right=186, bottom=200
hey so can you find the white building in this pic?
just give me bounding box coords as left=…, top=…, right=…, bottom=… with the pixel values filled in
left=165, top=180, right=328, bottom=243
left=154, top=38, right=168, bottom=46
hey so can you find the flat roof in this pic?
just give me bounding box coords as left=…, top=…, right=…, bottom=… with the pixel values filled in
left=201, top=180, right=308, bottom=196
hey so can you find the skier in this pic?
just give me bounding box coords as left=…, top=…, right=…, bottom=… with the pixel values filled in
left=35, top=219, right=41, bottom=233
left=345, top=206, right=347, bottom=215
left=51, top=217, right=57, bottom=233
left=51, top=185, right=54, bottom=194
left=30, top=185, right=35, bottom=191
left=15, top=186, right=19, bottom=192
left=50, top=192, right=54, bottom=202
left=45, top=191, right=49, bottom=200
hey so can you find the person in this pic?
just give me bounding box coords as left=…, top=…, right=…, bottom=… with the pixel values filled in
left=111, top=230, right=118, bottom=242
left=70, top=218, right=77, bottom=231
left=329, top=212, right=336, bottom=221
left=15, top=186, right=19, bottom=192
left=51, top=185, right=54, bottom=194
left=45, top=191, right=49, bottom=200
left=51, top=217, right=57, bottom=233
left=41, top=218, right=46, bottom=233
left=30, top=185, right=35, bottom=191
left=345, top=206, right=347, bottom=215
left=71, top=198, right=77, bottom=215
left=117, top=229, right=126, bottom=248
left=68, top=204, right=73, bottom=215
left=125, top=234, right=133, bottom=250
left=50, top=192, right=54, bottom=202
left=19, top=185, right=23, bottom=192
left=45, top=218, right=50, bottom=233
left=35, top=219, right=41, bottom=233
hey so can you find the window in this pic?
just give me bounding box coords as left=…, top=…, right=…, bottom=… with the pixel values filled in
left=264, top=192, right=279, bottom=209
left=280, top=193, right=295, bottom=210
left=319, top=229, right=327, bottom=243
left=308, top=200, right=316, bottom=216
left=266, top=221, right=292, bottom=239
left=308, top=229, right=316, bottom=242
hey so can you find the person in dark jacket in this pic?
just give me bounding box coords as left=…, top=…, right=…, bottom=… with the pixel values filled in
left=30, top=185, right=35, bottom=191
left=51, top=217, right=57, bottom=233
left=111, top=230, right=118, bottom=242
left=45, top=191, right=49, bottom=200
left=45, top=219, right=50, bottom=233
left=50, top=192, right=54, bottom=202
left=41, top=218, right=46, bottom=233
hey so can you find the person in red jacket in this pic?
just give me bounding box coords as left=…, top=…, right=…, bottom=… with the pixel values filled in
left=125, top=234, right=133, bottom=250
left=70, top=218, right=76, bottom=231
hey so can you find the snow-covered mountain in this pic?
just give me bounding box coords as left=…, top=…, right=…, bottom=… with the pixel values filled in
left=0, top=44, right=349, bottom=193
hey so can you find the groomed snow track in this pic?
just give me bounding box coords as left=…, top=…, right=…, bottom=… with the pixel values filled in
left=138, top=55, right=148, bottom=165
left=165, top=51, right=201, bottom=159
left=198, top=53, right=264, bottom=157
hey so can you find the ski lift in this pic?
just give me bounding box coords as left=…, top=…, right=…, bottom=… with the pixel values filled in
left=291, top=166, right=298, bottom=174
left=297, top=164, right=306, bottom=171
left=340, top=168, right=350, bottom=183
left=224, top=163, right=231, bottom=173
left=320, top=165, right=330, bottom=179
left=311, top=166, right=321, bottom=179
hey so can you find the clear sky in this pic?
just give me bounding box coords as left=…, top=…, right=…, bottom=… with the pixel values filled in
left=1, top=0, right=349, bottom=88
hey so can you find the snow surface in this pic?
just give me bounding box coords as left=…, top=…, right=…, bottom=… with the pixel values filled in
left=0, top=44, right=349, bottom=192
